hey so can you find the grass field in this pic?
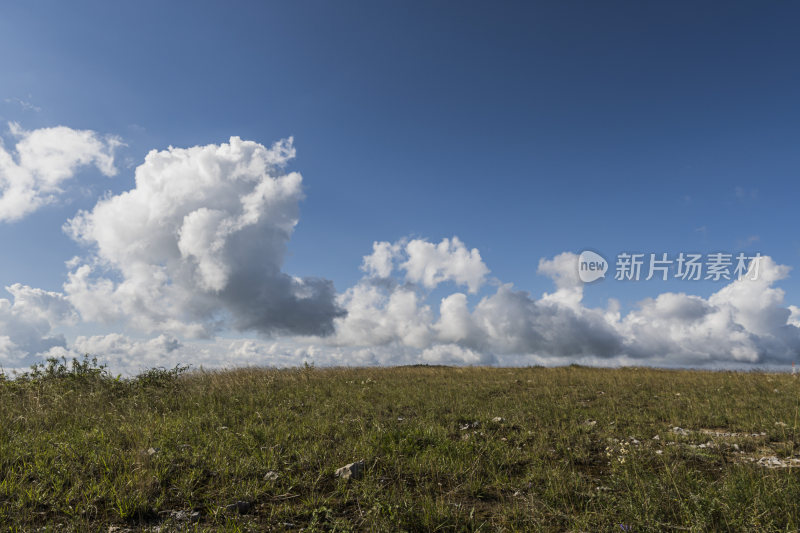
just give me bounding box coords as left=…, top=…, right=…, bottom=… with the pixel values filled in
left=2, top=357, right=800, bottom=531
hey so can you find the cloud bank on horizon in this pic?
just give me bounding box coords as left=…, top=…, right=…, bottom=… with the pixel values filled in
left=1, top=124, right=799, bottom=374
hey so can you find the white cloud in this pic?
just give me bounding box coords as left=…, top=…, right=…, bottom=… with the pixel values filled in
left=5, top=283, right=77, bottom=326
left=43, top=335, right=432, bottom=375
left=331, top=244, right=800, bottom=368
left=333, top=282, right=434, bottom=349
left=537, top=252, right=583, bottom=309
left=332, top=249, right=621, bottom=360
left=361, top=236, right=489, bottom=293
left=402, top=237, right=489, bottom=293
left=789, top=306, right=800, bottom=328
left=6, top=229, right=800, bottom=373
left=4, top=97, right=41, bottom=113
left=63, top=136, right=343, bottom=339
left=1, top=126, right=799, bottom=373
left=0, top=122, right=120, bottom=221
left=0, top=284, right=73, bottom=366
left=7, top=245, right=800, bottom=375
left=42, top=333, right=186, bottom=375
left=435, top=293, right=478, bottom=344
left=421, top=344, right=494, bottom=365
left=361, top=241, right=402, bottom=278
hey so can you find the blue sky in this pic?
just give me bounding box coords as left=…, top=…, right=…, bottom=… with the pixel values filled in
left=1, top=1, right=799, bottom=372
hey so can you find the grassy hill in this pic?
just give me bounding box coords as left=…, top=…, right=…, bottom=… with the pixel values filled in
left=2, top=357, right=799, bottom=531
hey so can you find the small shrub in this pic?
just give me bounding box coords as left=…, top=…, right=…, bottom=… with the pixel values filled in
left=134, top=364, right=190, bottom=388
left=23, top=354, right=109, bottom=382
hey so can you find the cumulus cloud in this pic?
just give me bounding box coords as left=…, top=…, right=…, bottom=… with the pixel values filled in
left=421, top=344, right=494, bottom=365
left=790, top=306, right=800, bottom=327
left=331, top=246, right=800, bottom=367
left=0, top=284, right=74, bottom=366
left=537, top=252, right=583, bottom=308
left=63, top=136, right=343, bottom=338
left=0, top=122, right=120, bottom=221
left=612, top=257, right=800, bottom=365
left=333, top=236, right=488, bottom=353
left=402, top=237, right=489, bottom=293
left=5, top=241, right=800, bottom=374
left=334, top=282, right=435, bottom=349
left=2, top=126, right=799, bottom=373
left=362, top=241, right=402, bottom=278
left=334, top=247, right=621, bottom=360
left=361, top=236, right=489, bottom=293
left=44, top=334, right=433, bottom=375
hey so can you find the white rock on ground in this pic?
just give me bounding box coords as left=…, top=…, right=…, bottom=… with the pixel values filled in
left=335, top=460, right=366, bottom=480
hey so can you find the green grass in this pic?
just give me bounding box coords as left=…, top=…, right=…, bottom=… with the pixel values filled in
left=2, top=357, right=800, bottom=531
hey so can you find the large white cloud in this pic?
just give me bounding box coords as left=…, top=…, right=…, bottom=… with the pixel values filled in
left=334, top=282, right=435, bottom=349
left=0, top=284, right=75, bottom=366
left=333, top=236, right=489, bottom=355
left=0, top=122, right=120, bottom=221
left=41, top=334, right=427, bottom=375
left=5, top=243, right=800, bottom=374
left=362, top=236, right=489, bottom=293
left=331, top=240, right=622, bottom=363
left=63, top=136, right=343, bottom=338
left=790, top=306, right=800, bottom=327
left=2, top=126, right=799, bottom=374
left=617, top=257, right=800, bottom=363
left=330, top=244, right=800, bottom=367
